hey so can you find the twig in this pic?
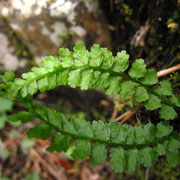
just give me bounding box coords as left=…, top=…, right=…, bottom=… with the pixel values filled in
left=111, top=109, right=118, bottom=122
left=30, top=148, right=67, bottom=180
left=145, top=167, right=150, bottom=180
left=111, top=94, right=119, bottom=121
left=120, top=109, right=137, bottom=125
left=157, top=64, right=180, bottom=77
left=131, top=20, right=150, bottom=47
left=114, top=108, right=137, bottom=122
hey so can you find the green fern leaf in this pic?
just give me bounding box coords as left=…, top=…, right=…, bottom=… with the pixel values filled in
left=20, top=86, right=28, bottom=98
left=92, top=121, right=110, bottom=141
left=31, top=67, right=47, bottom=75
left=61, top=70, right=69, bottom=85
left=126, top=148, right=141, bottom=172
left=56, top=72, right=62, bottom=86
left=0, top=97, right=13, bottom=112
left=109, top=122, right=127, bottom=144
left=154, top=85, right=162, bottom=96
left=160, top=104, right=177, bottom=120
left=46, top=108, right=64, bottom=130
left=63, top=119, right=77, bottom=135
left=68, top=69, right=82, bottom=88
left=144, top=123, right=156, bottom=143
left=13, top=81, right=32, bottom=99
left=40, top=56, right=61, bottom=71
left=59, top=48, right=73, bottom=67
left=28, top=104, right=63, bottom=131
left=119, top=80, right=134, bottom=98
left=28, top=81, right=38, bottom=95
left=110, top=147, right=126, bottom=173
left=105, top=76, right=121, bottom=95
left=73, top=43, right=89, bottom=66
left=26, top=124, right=52, bottom=140
left=98, top=72, right=110, bottom=89
left=92, top=71, right=101, bottom=88
left=22, top=72, right=36, bottom=80
left=37, top=77, right=49, bottom=93
left=165, top=138, right=180, bottom=152
left=101, top=48, right=114, bottom=69
left=153, top=144, right=166, bottom=156
left=166, top=150, right=180, bottom=167
left=89, top=44, right=103, bottom=67
left=160, top=80, right=173, bottom=96
left=72, top=118, right=93, bottom=138
left=47, top=134, right=70, bottom=152
left=14, top=78, right=25, bottom=91
left=72, top=140, right=91, bottom=160
left=140, top=69, right=158, bottom=85
left=47, top=74, right=57, bottom=90
left=156, top=122, right=173, bottom=138
left=124, top=125, right=135, bottom=145
left=113, top=50, right=129, bottom=72
left=145, top=94, right=161, bottom=110
left=135, top=86, right=149, bottom=102
left=80, top=70, right=94, bottom=90
left=90, top=143, right=107, bottom=168
left=128, top=59, right=147, bottom=78
left=140, top=147, right=157, bottom=167
left=1, top=71, right=15, bottom=83
left=0, top=83, right=7, bottom=90
left=134, top=126, right=146, bottom=145
left=169, top=94, right=180, bottom=107
left=8, top=111, right=35, bottom=123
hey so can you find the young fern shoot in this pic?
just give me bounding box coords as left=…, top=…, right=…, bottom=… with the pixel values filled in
left=0, top=43, right=180, bottom=172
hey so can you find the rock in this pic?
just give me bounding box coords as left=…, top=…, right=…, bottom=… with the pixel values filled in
left=0, top=0, right=112, bottom=71
left=0, top=33, right=19, bottom=71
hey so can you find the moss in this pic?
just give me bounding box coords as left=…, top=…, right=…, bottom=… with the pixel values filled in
left=58, top=30, right=75, bottom=45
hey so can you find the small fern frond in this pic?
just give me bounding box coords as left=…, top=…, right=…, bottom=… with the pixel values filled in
left=8, top=102, right=180, bottom=172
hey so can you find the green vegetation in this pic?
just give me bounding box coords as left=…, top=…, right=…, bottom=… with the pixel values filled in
left=0, top=43, right=180, bottom=173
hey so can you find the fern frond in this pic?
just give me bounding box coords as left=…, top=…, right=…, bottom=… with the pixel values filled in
left=4, top=43, right=179, bottom=120
left=8, top=102, right=180, bottom=172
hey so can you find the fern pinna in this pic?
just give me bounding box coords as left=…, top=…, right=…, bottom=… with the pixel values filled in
left=0, top=43, right=180, bottom=172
